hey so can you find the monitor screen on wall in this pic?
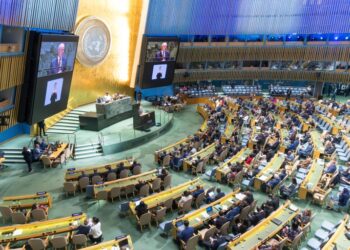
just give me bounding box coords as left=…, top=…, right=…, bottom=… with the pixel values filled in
left=140, top=36, right=179, bottom=89
left=29, top=34, right=79, bottom=124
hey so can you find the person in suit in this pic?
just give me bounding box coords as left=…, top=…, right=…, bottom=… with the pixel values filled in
left=50, top=43, right=67, bottom=74
left=155, top=42, right=170, bottom=62
left=135, top=201, right=148, bottom=217
left=22, top=147, right=32, bottom=172
left=177, top=220, right=194, bottom=243
left=74, top=219, right=91, bottom=236
left=192, top=185, right=204, bottom=199
left=38, top=120, right=46, bottom=137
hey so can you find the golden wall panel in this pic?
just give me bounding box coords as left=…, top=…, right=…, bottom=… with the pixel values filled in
left=69, top=0, right=142, bottom=108
left=177, top=46, right=350, bottom=62
left=173, top=70, right=350, bottom=84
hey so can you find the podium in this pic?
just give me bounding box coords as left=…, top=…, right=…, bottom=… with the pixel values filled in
left=79, top=97, right=133, bottom=131
left=132, top=105, right=155, bottom=130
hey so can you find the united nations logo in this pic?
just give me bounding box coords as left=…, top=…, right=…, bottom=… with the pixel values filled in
left=75, top=16, right=111, bottom=67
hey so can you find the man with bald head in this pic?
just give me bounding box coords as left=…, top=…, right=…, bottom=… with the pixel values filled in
left=50, top=43, right=67, bottom=74
left=155, top=42, right=170, bottom=62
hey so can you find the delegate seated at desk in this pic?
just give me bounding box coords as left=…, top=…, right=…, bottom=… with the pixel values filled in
left=177, top=220, right=195, bottom=243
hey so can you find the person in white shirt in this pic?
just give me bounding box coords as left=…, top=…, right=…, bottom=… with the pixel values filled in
left=178, top=191, right=193, bottom=209
left=89, top=217, right=103, bottom=244
left=104, top=92, right=112, bottom=103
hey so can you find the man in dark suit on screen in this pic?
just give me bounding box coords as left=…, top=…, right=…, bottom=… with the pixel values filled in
left=155, top=42, right=170, bottom=62
left=50, top=43, right=67, bottom=74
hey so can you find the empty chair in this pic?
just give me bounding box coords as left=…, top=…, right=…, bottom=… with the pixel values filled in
left=137, top=212, right=152, bottom=232
left=78, top=177, right=89, bottom=192
left=41, top=156, right=53, bottom=168
left=96, top=190, right=108, bottom=204
left=0, top=206, right=13, bottom=223
left=194, top=192, right=205, bottom=208
left=139, top=184, right=150, bottom=197
left=92, top=175, right=103, bottom=185
left=219, top=221, right=230, bottom=235
left=151, top=178, right=161, bottom=192
left=199, top=226, right=217, bottom=241
left=180, top=234, right=199, bottom=250
left=50, top=236, right=68, bottom=250
left=119, top=169, right=129, bottom=179
left=107, top=172, right=116, bottom=181
left=110, top=187, right=121, bottom=202
left=31, top=209, right=47, bottom=221
left=162, top=175, right=171, bottom=189
left=163, top=198, right=173, bottom=212
left=28, top=238, right=48, bottom=250
left=124, top=184, right=135, bottom=198
left=132, top=165, right=141, bottom=175
left=162, top=155, right=171, bottom=167
left=71, top=234, right=87, bottom=249
left=11, top=212, right=26, bottom=224
left=152, top=207, right=167, bottom=226
left=63, top=182, right=77, bottom=197
left=289, top=232, right=303, bottom=250
left=192, top=162, right=204, bottom=176
left=238, top=206, right=250, bottom=221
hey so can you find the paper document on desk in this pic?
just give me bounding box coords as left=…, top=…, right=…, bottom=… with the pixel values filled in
left=259, top=175, right=268, bottom=181
left=289, top=204, right=298, bottom=212
left=222, top=166, right=230, bottom=172
left=13, top=229, right=23, bottom=236
left=201, top=212, right=210, bottom=219
left=235, top=193, right=246, bottom=201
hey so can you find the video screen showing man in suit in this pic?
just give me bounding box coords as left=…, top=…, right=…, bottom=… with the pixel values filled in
left=38, top=41, right=77, bottom=78
left=145, top=40, right=179, bottom=62
left=50, top=43, right=67, bottom=74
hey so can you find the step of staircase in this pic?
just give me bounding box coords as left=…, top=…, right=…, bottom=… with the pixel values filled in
left=4, top=159, right=26, bottom=164
left=75, top=145, right=102, bottom=152
left=75, top=149, right=103, bottom=156
left=55, top=122, right=79, bottom=128
left=46, top=130, right=76, bottom=134
left=75, top=152, right=104, bottom=160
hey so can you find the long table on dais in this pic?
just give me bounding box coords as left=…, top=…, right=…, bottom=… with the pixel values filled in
left=0, top=213, right=86, bottom=243
left=0, top=192, right=52, bottom=210
left=227, top=201, right=299, bottom=250
left=86, top=170, right=158, bottom=198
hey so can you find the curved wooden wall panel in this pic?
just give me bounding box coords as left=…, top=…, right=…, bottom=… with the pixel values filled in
left=0, top=55, right=26, bottom=91
left=173, top=70, right=350, bottom=84
left=177, top=46, right=350, bottom=62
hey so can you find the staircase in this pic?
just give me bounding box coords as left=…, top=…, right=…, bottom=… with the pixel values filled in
left=0, top=148, right=26, bottom=164
left=47, top=109, right=86, bottom=134
left=74, top=143, right=103, bottom=160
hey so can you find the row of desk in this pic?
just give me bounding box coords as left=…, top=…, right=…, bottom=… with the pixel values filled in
left=215, top=147, right=252, bottom=182
left=64, top=159, right=132, bottom=182
left=322, top=214, right=350, bottom=250
left=129, top=178, right=203, bottom=216
left=298, top=159, right=325, bottom=199
left=183, top=143, right=216, bottom=172
left=0, top=214, right=86, bottom=243
left=254, top=153, right=286, bottom=190
left=228, top=200, right=299, bottom=249
left=0, top=192, right=52, bottom=210
left=86, top=170, right=158, bottom=198
left=171, top=189, right=241, bottom=238
left=310, top=130, right=325, bottom=159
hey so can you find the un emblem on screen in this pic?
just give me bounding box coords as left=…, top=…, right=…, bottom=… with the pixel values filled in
left=75, top=16, right=111, bottom=67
